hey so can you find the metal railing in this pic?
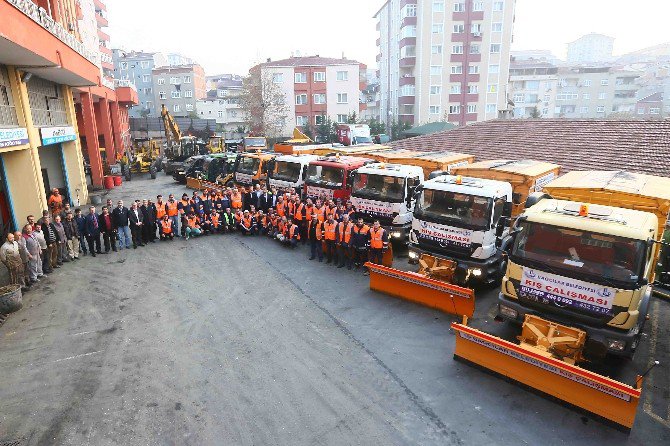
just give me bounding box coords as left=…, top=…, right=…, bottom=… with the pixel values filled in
left=0, top=104, right=19, bottom=127
left=114, top=79, right=137, bottom=92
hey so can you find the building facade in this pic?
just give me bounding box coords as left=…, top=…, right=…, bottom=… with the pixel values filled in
left=635, top=92, right=664, bottom=118
left=0, top=0, right=137, bottom=235
left=375, top=0, right=516, bottom=127
left=254, top=56, right=367, bottom=136
left=196, top=74, right=245, bottom=131
left=567, top=33, right=614, bottom=64
left=508, top=60, right=558, bottom=118
left=112, top=50, right=168, bottom=117
left=151, top=65, right=206, bottom=117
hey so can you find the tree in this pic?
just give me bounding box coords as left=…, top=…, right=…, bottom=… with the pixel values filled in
left=316, top=116, right=334, bottom=141
left=240, top=69, right=289, bottom=139
left=235, top=125, right=247, bottom=134
left=187, top=111, right=199, bottom=119
left=302, top=121, right=315, bottom=140
left=528, top=106, right=541, bottom=119
left=388, top=119, right=412, bottom=141
left=365, top=117, right=385, bottom=135
left=347, top=111, right=358, bottom=124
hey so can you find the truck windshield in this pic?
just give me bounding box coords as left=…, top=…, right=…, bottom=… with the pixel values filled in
left=354, top=136, right=373, bottom=144
left=415, top=189, right=492, bottom=230
left=272, top=161, right=302, bottom=183
left=511, top=221, right=646, bottom=287
left=305, top=165, right=345, bottom=188
left=352, top=173, right=405, bottom=203
left=244, top=137, right=266, bottom=148
left=238, top=157, right=260, bottom=175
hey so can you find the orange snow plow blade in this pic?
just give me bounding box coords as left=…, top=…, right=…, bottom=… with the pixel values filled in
left=366, top=262, right=475, bottom=317
left=452, top=318, right=643, bottom=431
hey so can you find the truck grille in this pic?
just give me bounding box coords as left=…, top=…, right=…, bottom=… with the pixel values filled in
left=416, top=237, right=477, bottom=258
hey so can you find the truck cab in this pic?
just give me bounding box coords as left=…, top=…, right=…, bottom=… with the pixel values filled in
left=242, top=136, right=267, bottom=152
left=199, top=153, right=237, bottom=183
left=408, top=174, right=513, bottom=285
left=233, top=152, right=275, bottom=187
left=351, top=163, right=424, bottom=241
left=267, top=154, right=319, bottom=196
left=336, top=124, right=372, bottom=146
left=304, top=155, right=371, bottom=202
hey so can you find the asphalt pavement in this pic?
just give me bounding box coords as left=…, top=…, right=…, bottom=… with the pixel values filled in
left=0, top=173, right=668, bottom=446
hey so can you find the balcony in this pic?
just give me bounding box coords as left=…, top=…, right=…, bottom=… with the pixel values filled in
left=95, top=11, right=108, bottom=27
left=398, top=37, right=416, bottom=49
left=401, top=16, right=417, bottom=28
left=94, top=0, right=106, bottom=11
left=399, top=57, right=415, bottom=67
left=98, top=29, right=110, bottom=41
left=398, top=96, right=415, bottom=105
left=399, top=76, right=415, bottom=86
left=399, top=115, right=414, bottom=125
left=114, top=79, right=139, bottom=105
left=376, top=54, right=381, bottom=62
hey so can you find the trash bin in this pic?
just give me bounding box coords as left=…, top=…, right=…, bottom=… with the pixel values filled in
left=103, top=176, right=115, bottom=190
left=0, top=284, right=22, bottom=314
left=113, top=175, right=122, bottom=186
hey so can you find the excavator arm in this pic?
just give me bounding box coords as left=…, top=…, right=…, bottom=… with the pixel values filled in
left=161, top=104, right=182, bottom=145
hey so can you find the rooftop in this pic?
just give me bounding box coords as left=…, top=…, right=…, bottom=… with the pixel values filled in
left=259, top=55, right=362, bottom=68
left=388, top=119, right=670, bottom=177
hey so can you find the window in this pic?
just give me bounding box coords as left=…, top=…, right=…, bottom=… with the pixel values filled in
left=432, top=45, right=443, bottom=54
left=434, top=1, right=445, bottom=12
left=314, top=72, right=326, bottom=82
left=218, top=90, right=226, bottom=98
left=181, top=75, right=190, bottom=83
left=185, top=90, right=193, bottom=98
left=430, top=86, right=441, bottom=94
left=400, top=45, right=416, bottom=58
left=525, top=80, right=540, bottom=91
left=490, top=44, right=501, bottom=54
left=468, top=65, right=479, bottom=74
left=157, top=78, right=165, bottom=85
left=488, top=84, right=498, bottom=93
left=451, top=65, right=463, bottom=74
left=473, top=1, right=484, bottom=11
left=493, top=1, right=504, bottom=11
left=471, top=23, right=482, bottom=34
left=337, top=114, right=348, bottom=123
left=185, top=104, right=193, bottom=111
left=401, top=25, right=417, bottom=38
left=543, top=94, right=551, bottom=102
left=597, top=106, right=605, bottom=113
left=637, top=107, right=645, bottom=115
left=432, top=24, right=444, bottom=34
left=468, top=85, right=478, bottom=94
left=159, top=91, right=166, bottom=100
left=601, top=79, right=609, bottom=86
left=556, top=92, right=578, bottom=100
left=470, top=44, right=480, bottom=54
left=171, top=91, right=181, bottom=99
left=584, top=79, right=592, bottom=87
left=140, top=60, right=150, bottom=69
left=401, top=4, right=417, bottom=18
left=513, top=93, right=525, bottom=103
left=450, top=84, right=461, bottom=94
left=489, top=64, right=499, bottom=74
left=313, top=93, right=326, bottom=104
left=315, top=115, right=326, bottom=125
left=449, top=105, right=461, bottom=114
left=430, top=65, right=442, bottom=75
left=270, top=73, right=282, bottom=83
left=336, top=71, right=348, bottom=81
left=429, top=105, right=441, bottom=114
left=486, top=104, right=496, bottom=113
left=173, top=104, right=180, bottom=112
left=492, top=22, right=503, bottom=32
left=582, top=93, right=590, bottom=100
left=295, top=72, right=306, bottom=83
left=452, top=45, right=463, bottom=54
left=120, top=62, right=128, bottom=69
left=296, top=116, right=308, bottom=126
left=337, top=93, right=348, bottom=103
left=142, top=74, right=150, bottom=82
left=296, top=94, right=308, bottom=105
left=453, top=24, right=464, bottom=33
left=143, top=88, right=152, bottom=95
left=214, top=110, right=222, bottom=118
left=598, top=92, right=606, bottom=100
left=401, top=84, right=415, bottom=96
left=170, top=77, right=180, bottom=84
left=650, top=107, right=661, bottom=115
left=580, top=106, right=589, bottom=113
left=467, top=104, right=477, bottom=113
left=453, top=2, right=464, bottom=12
left=146, top=101, right=153, bottom=109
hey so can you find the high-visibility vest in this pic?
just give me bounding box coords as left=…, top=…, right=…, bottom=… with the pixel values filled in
left=304, top=205, right=314, bottom=221
left=338, top=222, right=353, bottom=244
left=211, top=214, right=220, bottom=227
left=294, top=203, right=305, bottom=221
left=231, top=192, right=242, bottom=209
left=161, top=219, right=172, bottom=234
left=287, top=202, right=295, bottom=216
left=323, top=221, right=337, bottom=241
left=156, top=202, right=167, bottom=219
left=370, top=227, right=386, bottom=249
left=186, top=216, right=199, bottom=228
left=325, top=206, right=337, bottom=219
left=316, top=206, right=325, bottom=222
left=167, top=201, right=179, bottom=217
left=277, top=220, right=286, bottom=234
left=242, top=216, right=252, bottom=228
left=353, top=224, right=370, bottom=235
left=234, top=213, right=242, bottom=223
left=289, top=224, right=300, bottom=240
left=308, top=220, right=323, bottom=240
left=276, top=202, right=286, bottom=217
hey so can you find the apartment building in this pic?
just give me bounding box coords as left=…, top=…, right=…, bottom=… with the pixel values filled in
left=554, top=66, right=640, bottom=118
left=0, top=0, right=137, bottom=232
left=375, top=0, right=516, bottom=127
left=567, top=33, right=614, bottom=64
left=152, top=65, right=206, bottom=117
left=253, top=55, right=367, bottom=136
left=196, top=74, right=245, bottom=131
left=635, top=92, right=664, bottom=118
left=508, top=60, right=558, bottom=118
left=113, top=50, right=168, bottom=117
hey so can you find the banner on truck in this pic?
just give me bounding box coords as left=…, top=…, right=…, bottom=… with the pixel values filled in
left=353, top=198, right=396, bottom=217
left=306, top=185, right=334, bottom=199
left=417, top=220, right=473, bottom=248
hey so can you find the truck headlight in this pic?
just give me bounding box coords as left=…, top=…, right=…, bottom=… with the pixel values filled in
left=391, top=231, right=402, bottom=239
left=470, top=268, right=483, bottom=277
left=408, top=251, right=419, bottom=260
left=607, top=339, right=626, bottom=351
left=499, top=305, right=518, bottom=319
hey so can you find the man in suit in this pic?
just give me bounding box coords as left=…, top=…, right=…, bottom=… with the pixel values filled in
left=242, top=186, right=254, bottom=212
left=129, top=202, right=144, bottom=249
left=259, top=185, right=275, bottom=213
left=84, top=206, right=102, bottom=257
left=99, top=206, right=117, bottom=253
left=112, top=200, right=132, bottom=249
left=140, top=199, right=157, bottom=244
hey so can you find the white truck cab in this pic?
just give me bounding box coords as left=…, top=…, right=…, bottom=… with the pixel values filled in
left=351, top=163, right=424, bottom=241
left=267, top=154, right=319, bottom=196
left=409, top=174, right=513, bottom=285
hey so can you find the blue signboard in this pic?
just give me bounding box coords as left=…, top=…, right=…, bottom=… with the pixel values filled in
left=0, top=127, right=29, bottom=148
left=40, top=126, right=77, bottom=146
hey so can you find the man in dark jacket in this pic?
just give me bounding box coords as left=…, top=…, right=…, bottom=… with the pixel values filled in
left=242, top=187, right=254, bottom=212
left=62, top=211, right=80, bottom=260
left=140, top=199, right=157, bottom=244
left=259, top=186, right=275, bottom=213
left=74, top=208, right=87, bottom=256
left=84, top=206, right=102, bottom=257
left=128, top=202, right=144, bottom=248
left=99, top=206, right=117, bottom=253
left=112, top=200, right=132, bottom=249
left=41, top=215, right=60, bottom=269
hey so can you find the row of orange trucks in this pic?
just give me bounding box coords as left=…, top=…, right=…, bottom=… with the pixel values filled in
left=186, top=129, right=670, bottom=431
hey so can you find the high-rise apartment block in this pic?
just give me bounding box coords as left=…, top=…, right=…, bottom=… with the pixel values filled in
left=567, top=33, right=614, bottom=64
left=113, top=50, right=168, bottom=117
left=375, top=0, right=516, bottom=126
left=152, top=65, right=206, bottom=117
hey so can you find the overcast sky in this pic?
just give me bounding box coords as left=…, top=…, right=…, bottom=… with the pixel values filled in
left=108, top=0, right=670, bottom=75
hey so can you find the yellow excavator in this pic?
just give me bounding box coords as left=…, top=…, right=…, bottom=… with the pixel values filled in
left=160, top=104, right=207, bottom=175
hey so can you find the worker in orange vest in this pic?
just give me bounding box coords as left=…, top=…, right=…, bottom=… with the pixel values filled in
left=323, top=214, right=338, bottom=264
left=159, top=215, right=174, bottom=241
left=307, top=213, right=324, bottom=262
left=184, top=212, right=201, bottom=240
left=276, top=216, right=287, bottom=240
left=231, top=188, right=243, bottom=211
left=178, top=193, right=192, bottom=238
left=366, top=220, right=389, bottom=275
left=283, top=217, right=300, bottom=248
left=165, top=194, right=180, bottom=237
left=336, top=214, right=354, bottom=269
left=240, top=210, right=255, bottom=236
left=48, top=188, right=64, bottom=218
left=350, top=217, right=371, bottom=270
